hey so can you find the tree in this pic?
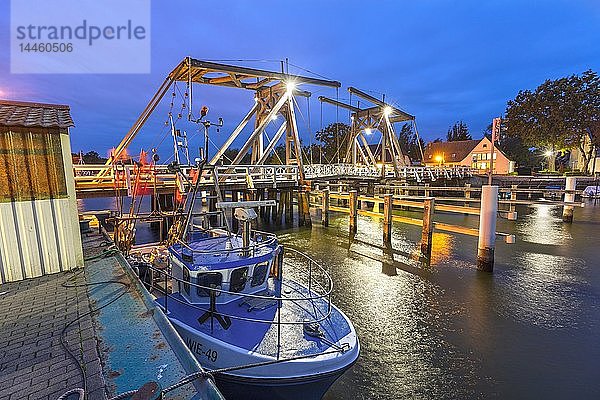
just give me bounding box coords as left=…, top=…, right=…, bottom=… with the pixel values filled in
left=73, top=151, right=108, bottom=164
left=315, top=122, right=350, bottom=163
left=505, top=70, right=600, bottom=173
left=397, top=123, right=424, bottom=162
left=446, top=121, right=472, bottom=141
left=484, top=123, right=537, bottom=168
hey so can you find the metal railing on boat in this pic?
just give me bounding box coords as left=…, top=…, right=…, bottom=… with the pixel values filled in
left=131, top=247, right=334, bottom=358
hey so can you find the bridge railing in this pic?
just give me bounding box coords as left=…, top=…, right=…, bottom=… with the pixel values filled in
left=304, top=164, right=473, bottom=182
left=73, top=164, right=300, bottom=194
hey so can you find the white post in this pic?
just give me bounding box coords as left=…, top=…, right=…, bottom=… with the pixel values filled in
left=562, top=177, right=576, bottom=222
left=477, top=185, right=498, bottom=272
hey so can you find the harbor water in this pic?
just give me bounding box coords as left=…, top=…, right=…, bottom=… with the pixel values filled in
left=80, top=198, right=600, bottom=399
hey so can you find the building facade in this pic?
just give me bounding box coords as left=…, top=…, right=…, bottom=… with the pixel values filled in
left=423, top=137, right=514, bottom=174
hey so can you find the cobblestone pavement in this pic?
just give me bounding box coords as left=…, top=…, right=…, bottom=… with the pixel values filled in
left=0, top=239, right=107, bottom=400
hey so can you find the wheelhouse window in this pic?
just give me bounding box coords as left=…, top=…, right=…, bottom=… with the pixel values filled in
left=251, top=262, right=269, bottom=287
left=183, top=267, right=190, bottom=295
left=230, top=267, right=249, bottom=293
left=196, top=272, right=223, bottom=297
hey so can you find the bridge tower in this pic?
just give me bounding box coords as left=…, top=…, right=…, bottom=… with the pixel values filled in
left=106, top=58, right=340, bottom=182
left=319, top=87, right=416, bottom=177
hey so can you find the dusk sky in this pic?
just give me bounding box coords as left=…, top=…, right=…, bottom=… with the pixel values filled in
left=1, top=0, right=599, bottom=159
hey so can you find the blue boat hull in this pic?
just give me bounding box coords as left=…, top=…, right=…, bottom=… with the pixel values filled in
left=214, top=366, right=352, bottom=400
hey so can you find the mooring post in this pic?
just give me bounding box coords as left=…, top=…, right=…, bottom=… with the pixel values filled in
left=421, top=197, right=435, bottom=259
left=464, top=183, right=471, bottom=208
left=563, top=177, right=576, bottom=222
left=322, top=188, right=330, bottom=226
left=349, top=190, right=358, bottom=235
left=510, top=185, right=517, bottom=212
left=424, top=183, right=430, bottom=198
left=383, top=194, right=393, bottom=243
left=477, top=185, right=498, bottom=272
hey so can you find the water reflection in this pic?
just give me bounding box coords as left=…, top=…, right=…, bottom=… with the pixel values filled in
left=497, top=252, right=590, bottom=329
left=518, top=204, right=573, bottom=245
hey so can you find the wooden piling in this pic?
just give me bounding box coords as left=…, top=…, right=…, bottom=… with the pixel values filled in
left=464, top=183, right=471, bottom=209
left=285, top=190, right=293, bottom=224
left=298, top=190, right=306, bottom=226
left=510, top=185, right=517, bottom=212
left=299, top=189, right=312, bottom=228
left=322, top=189, right=330, bottom=226
left=349, top=190, right=358, bottom=235
left=563, top=177, right=576, bottom=222
left=420, top=197, right=435, bottom=259
left=267, top=189, right=276, bottom=221
left=276, top=191, right=284, bottom=224
left=477, top=185, right=498, bottom=272
left=383, top=194, right=393, bottom=243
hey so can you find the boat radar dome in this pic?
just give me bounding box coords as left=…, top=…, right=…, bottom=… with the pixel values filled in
left=234, top=207, right=257, bottom=222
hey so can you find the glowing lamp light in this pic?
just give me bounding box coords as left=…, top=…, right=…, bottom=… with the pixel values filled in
left=364, top=128, right=372, bottom=135
left=285, top=81, right=296, bottom=94
left=434, top=155, right=443, bottom=163
left=383, top=106, right=392, bottom=117
left=544, top=150, right=553, bottom=157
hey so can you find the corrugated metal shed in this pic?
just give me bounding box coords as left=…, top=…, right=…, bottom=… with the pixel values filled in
left=0, top=99, right=83, bottom=283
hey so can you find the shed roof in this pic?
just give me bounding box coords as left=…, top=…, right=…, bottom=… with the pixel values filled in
left=0, top=99, right=74, bottom=129
left=423, top=139, right=479, bottom=162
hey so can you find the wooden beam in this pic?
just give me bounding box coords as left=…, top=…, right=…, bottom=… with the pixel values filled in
left=318, top=96, right=361, bottom=112
left=187, top=58, right=341, bottom=88
left=348, top=87, right=414, bottom=120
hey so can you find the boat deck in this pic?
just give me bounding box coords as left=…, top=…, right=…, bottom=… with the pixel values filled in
left=156, top=279, right=352, bottom=358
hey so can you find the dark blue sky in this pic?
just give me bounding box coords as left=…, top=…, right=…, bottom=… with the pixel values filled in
left=1, top=0, right=599, bottom=159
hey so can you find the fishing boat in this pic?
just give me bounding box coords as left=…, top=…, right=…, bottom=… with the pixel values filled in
left=130, top=198, right=359, bottom=400
left=148, top=202, right=359, bottom=399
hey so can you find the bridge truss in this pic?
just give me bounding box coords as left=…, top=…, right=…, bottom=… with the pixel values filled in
left=107, top=57, right=340, bottom=181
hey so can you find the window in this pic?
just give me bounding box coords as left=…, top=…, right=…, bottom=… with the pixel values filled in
left=183, top=267, right=190, bottom=295
left=251, top=262, right=269, bottom=287
left=230, top=267, right=249, bottom=293
left=452, top=153, right=456, bottom=158
left=428, top=154, right=432, bottom=159
left=196, top=272, right=223, bottom=297
left=483, top=143, right=488, bottom=148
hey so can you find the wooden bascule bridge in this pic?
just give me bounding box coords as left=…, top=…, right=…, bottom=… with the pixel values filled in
left=75, top=57, right=472, bottom=197
left=73, top=57, right=486, bottom=260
